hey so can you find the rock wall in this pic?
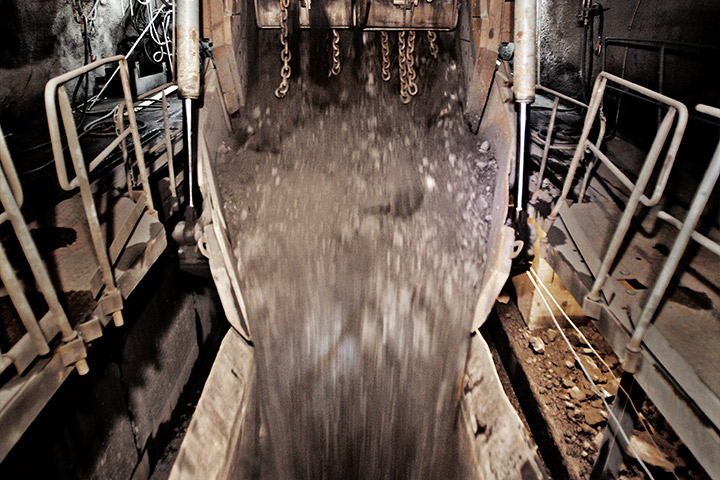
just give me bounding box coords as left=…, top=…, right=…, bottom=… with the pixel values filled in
left=0, top=0, right=126, bottom=122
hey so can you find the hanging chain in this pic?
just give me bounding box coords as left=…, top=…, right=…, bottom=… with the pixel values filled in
left=380, top=31, right=392, bottom=82
left=406, top=30, right=418, bottom=96
left=330, top=29, right=341, bottom=76
left=398, top=31, right=411, bottom=104
left=274, top=0, right=292, bottom=99
left=427, top=30, right=439, bottom=59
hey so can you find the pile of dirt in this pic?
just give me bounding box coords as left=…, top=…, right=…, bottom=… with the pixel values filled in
left=212, top=30, right=503, bottom=478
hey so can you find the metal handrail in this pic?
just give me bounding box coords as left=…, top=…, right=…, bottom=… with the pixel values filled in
left=543, top=72, right=690, bottom=321
left=623, top=104, right=720, bottom=373
left=0, top=124, right=85, bottom=376
left=547, top=72, right=688, bottom=226
left=530, top=87, right=591, bottom=204
left=0, top=130, right=23, bottom=223
left=44, top=55, right=150, bottom=329
left=44, top=55, right=155, bottom=213
left=601, top=37, right=720, bottom=127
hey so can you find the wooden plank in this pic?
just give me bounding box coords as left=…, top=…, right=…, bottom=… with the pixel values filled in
left=464, top=0, right=506, bottom=132
left=168, top=329, right=255, bottom=480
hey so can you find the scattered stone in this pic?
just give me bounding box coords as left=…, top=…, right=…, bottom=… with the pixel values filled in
left=564, top=401, right=575, bottom=409
left=565, top=360, right=574, bottom=369
left=604, top=377, right=621, bottom=397
left=496, top=293, right=510, bottom=304
left=628, top=435, right=674, bottom=472
left=585, top=409, right=606, bottom=427
left=562, top=377, right=575, bottom=389
left=252, top=106, right=262, bottom=119
left=478, top=140, right=490, bottom=153
left=580, top=423, right=595, bottom=435
left=547, top=329, right=558, bottom=342
left=569, top=386, right=586, bottom=401
left=570, top=330, right=589, bottom=346
left=577, top=355, right=604, bottom=382
left=529, top=336, right=545, bottom=355
left=424, top=175, right=437, bottom=192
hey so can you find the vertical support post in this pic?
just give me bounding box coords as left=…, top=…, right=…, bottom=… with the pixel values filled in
left=623, top=105, right=720, bottom=374
left=657, top=46, right=665, bottom=126
left=586, top=108, right=675, bottom=300
left=546, top=74, right=607, bottom=227
left=57, top=85, right=124, bottom=328
left=119, top=60, right=156, bottom=216
left=533, top=95, right=559, bottom=197
left=162, top=89, right=179, bottom=212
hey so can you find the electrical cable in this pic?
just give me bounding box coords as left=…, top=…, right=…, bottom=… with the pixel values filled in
left=524, top=270, right=657, bottom=478
left=527, top=267, right=680, bottom=478
left=86, top=3, right=166, bottom=110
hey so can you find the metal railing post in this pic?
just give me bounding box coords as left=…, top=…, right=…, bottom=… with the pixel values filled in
left=545, top=74, right=607, bottom=227
left=56, top=86, right=125, bottom=328
left=118, top=60, right=156, bottom=216
left=624, top=104, right=720, bottom=373
left=586, top=108, right=676, bottom=300
left=162, top=89, right=179, bottom=211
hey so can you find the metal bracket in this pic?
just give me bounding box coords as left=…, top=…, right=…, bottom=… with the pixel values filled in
left=622, top=347, right=642, bottom=374
left=58, top=336, right=88, bottom=374
left=77, top=316, right=104, bottom=343
left=100, top=288, right=123, bottom=315
left=582, top=293, right=604, bottom=320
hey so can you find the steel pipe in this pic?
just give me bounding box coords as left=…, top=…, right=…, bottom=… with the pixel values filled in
left=176, top=0, right=200, bottom=99
left=513, top=0, right=536, bottom=103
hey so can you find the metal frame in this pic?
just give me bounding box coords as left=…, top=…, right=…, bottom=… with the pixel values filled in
left=44, top=55, right=156, bottom=329
left=623, top=104, right=720, bottom=372
left=530, top=85, right=589, bottom=203
left=601, top=37, right=720, bottom=127
left=0, top=125, right=86, bottom=377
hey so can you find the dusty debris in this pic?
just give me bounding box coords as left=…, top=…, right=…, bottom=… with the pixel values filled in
left=628, top=434, right=674, bottom=472
left=216, top=34, right=501, bottom=479
left=547, top=328, right=558, bottom=342
left=568, top=386, right=586, bottom=401
left=529, top=336, right=545, bottom=355
left=577, top=355, right=604, bottom=383
left=584, top=409, right=606, bottom=427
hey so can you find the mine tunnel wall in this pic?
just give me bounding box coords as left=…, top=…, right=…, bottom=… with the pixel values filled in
left=539, top=0, right=720, bottom=224
left=0, top=0, right=127, bottom=123
left=0, top=256, right=228, bottom=479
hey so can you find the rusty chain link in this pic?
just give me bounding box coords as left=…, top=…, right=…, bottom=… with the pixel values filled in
left=330, top=29, right=341, bottom=76
left=274, top=0, right=291, bottom=99
left=380, top=31, right=392, bottom=82
left=398, top=31, right=411, bottom=104
left=406, top=30, right=418, bottom=96
left=427, top=31, right=439, bottom=59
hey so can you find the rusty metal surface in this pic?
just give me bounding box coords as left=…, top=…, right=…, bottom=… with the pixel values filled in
left=177, top=0, right=201, bottom=99
left=512, top=0, right=536, bottom=103
left=255, top=0, right=457, bottom=30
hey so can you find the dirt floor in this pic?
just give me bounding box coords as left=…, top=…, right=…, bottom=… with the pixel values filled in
left=209, top=29, right=504, bottom=479
left=493, top=293, right=712, bottom=480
